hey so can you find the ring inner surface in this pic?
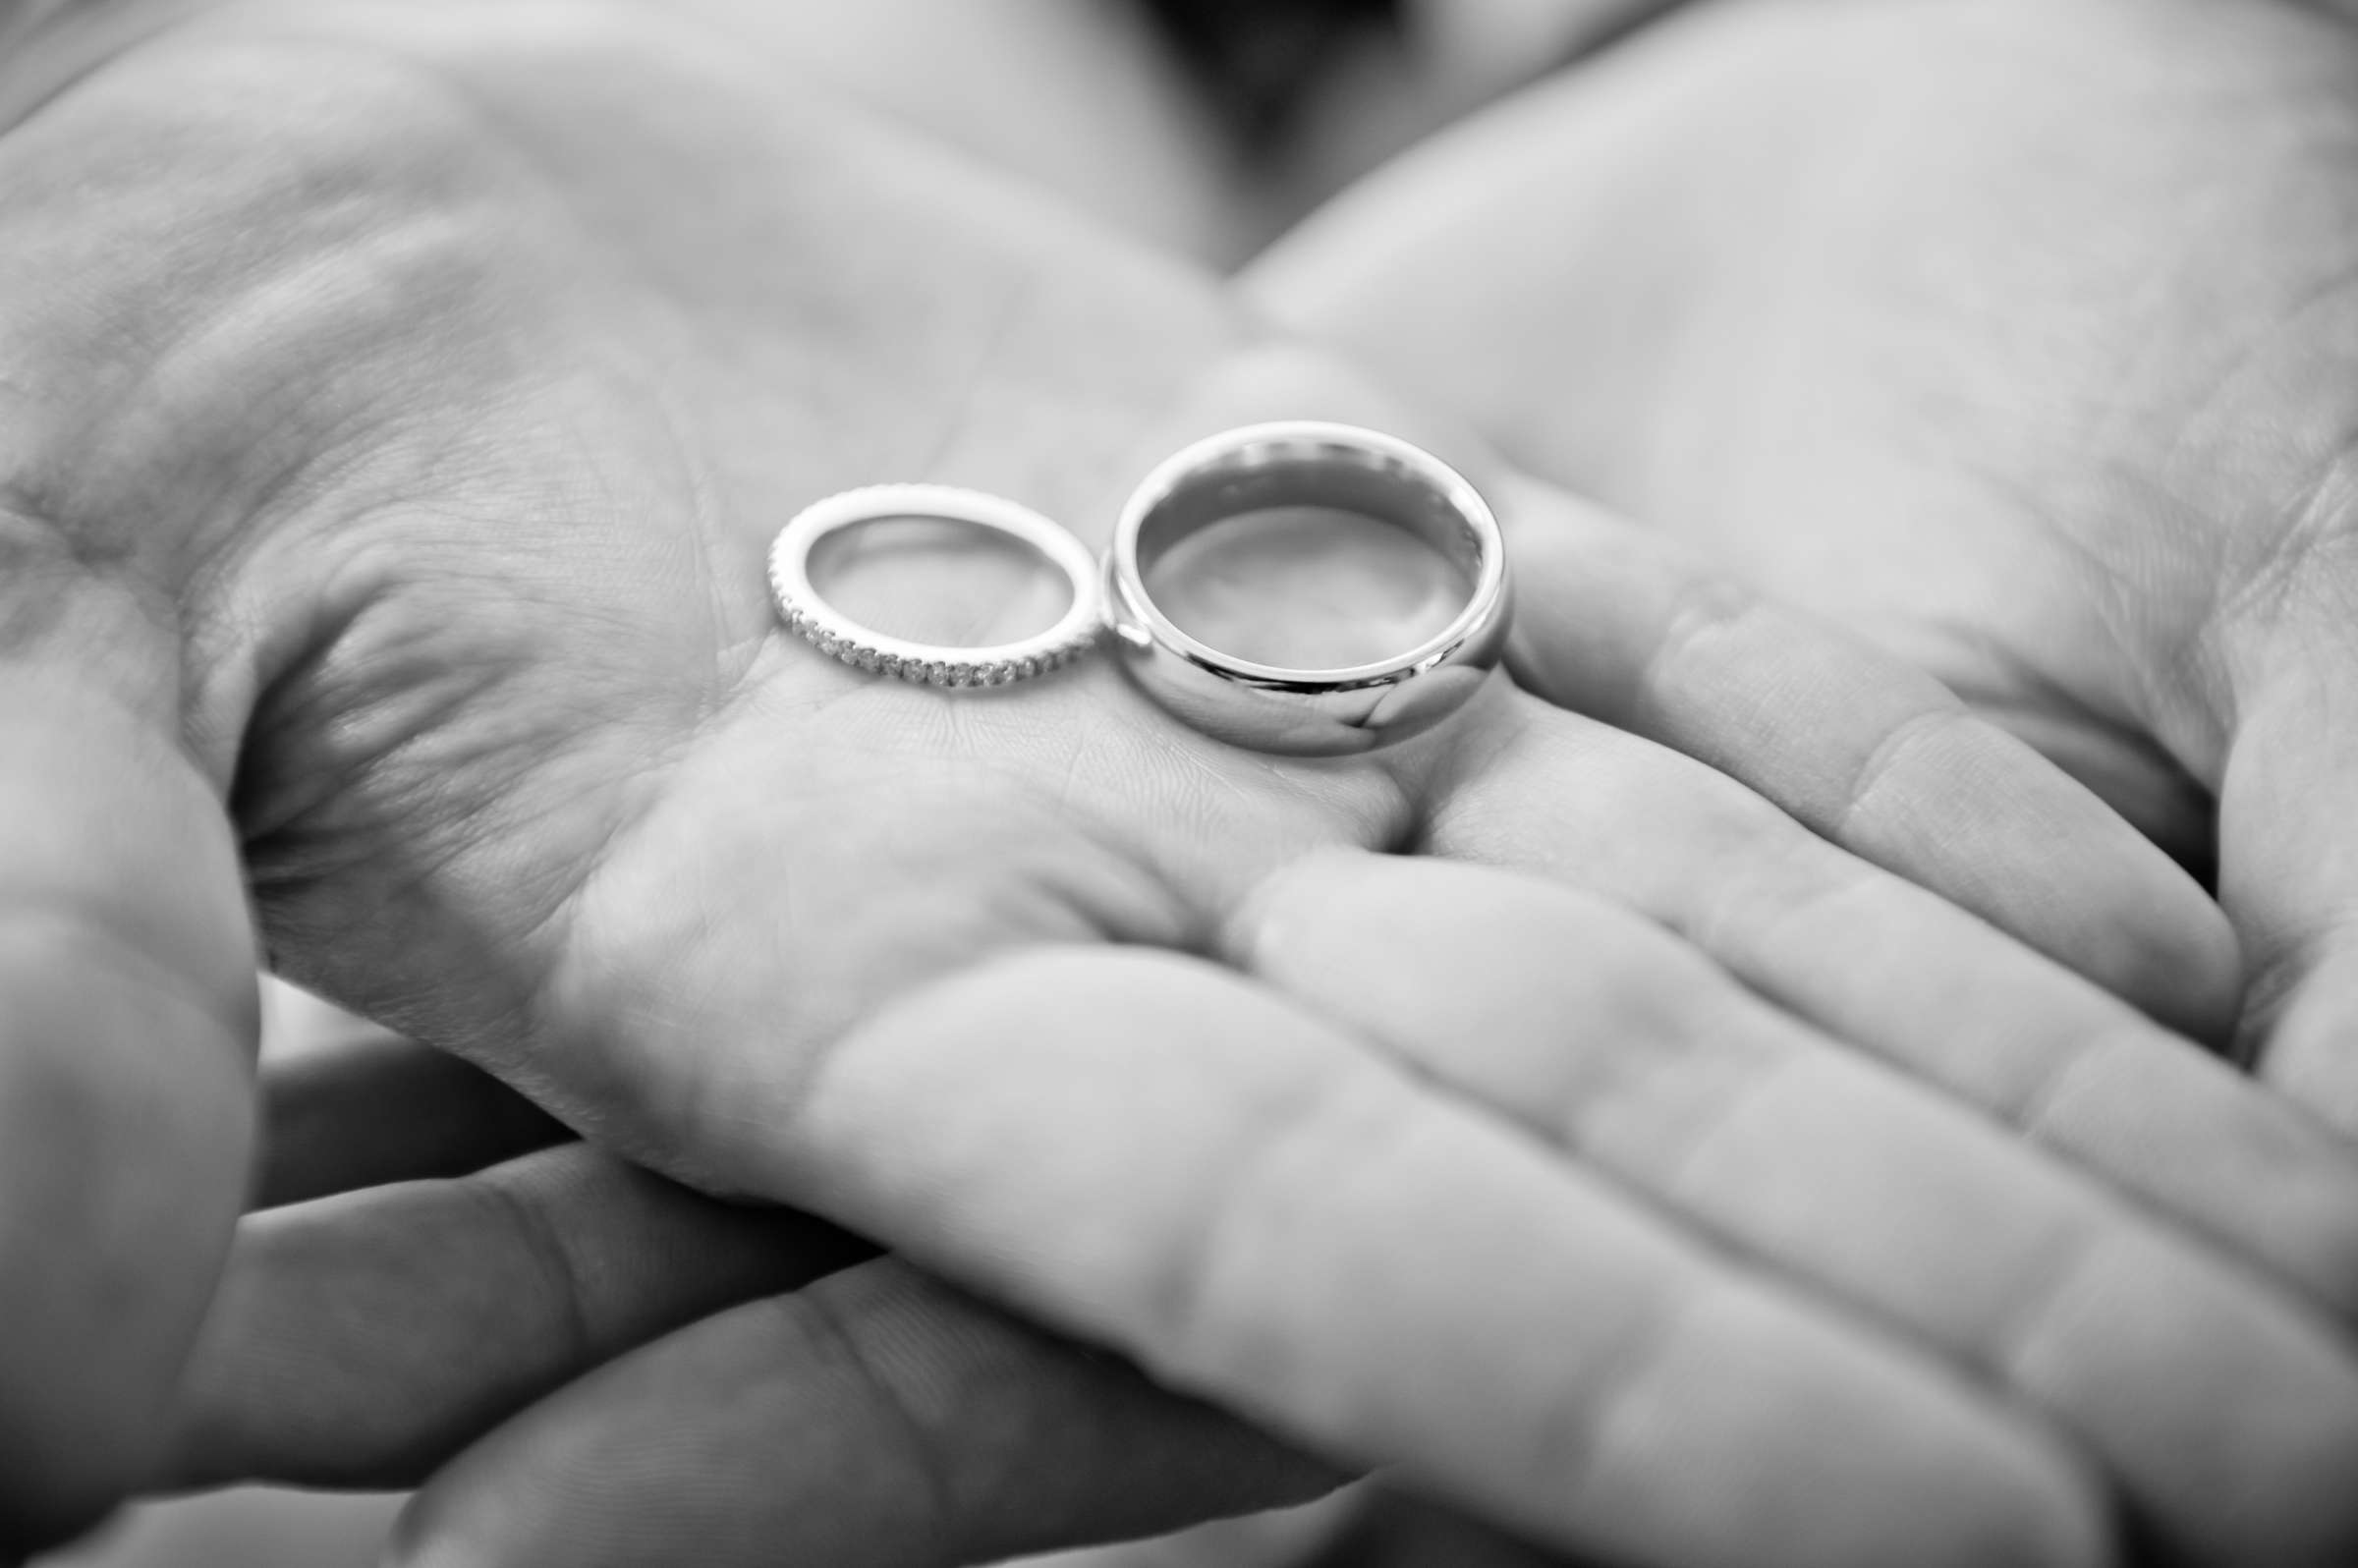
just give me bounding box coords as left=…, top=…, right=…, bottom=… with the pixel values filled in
left=1136, top=442, right=1480, bottom=671
left=810, top=515, right=1073, bottom=645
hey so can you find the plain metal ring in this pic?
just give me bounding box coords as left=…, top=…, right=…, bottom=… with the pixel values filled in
left=1104, top=421, right=1512, bottom=756
left=768, top=484, right=1103, bottom=687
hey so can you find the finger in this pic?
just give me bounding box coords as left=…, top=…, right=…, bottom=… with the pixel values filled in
left=2223, top=635, right=2358, bottom=1135
left=388, top=1258, right=1338, bottom=1568
left=1494, top=476, right=2240, bottom=1042
left=0, top=671, right=257, bottom=1548
left=1236, top=852, right=2358, bottom=1565
left=761, top=947, right=2105, bottom=1568
left=257, top=1022, right=569, bottom=1208
left=1424, top=684, right=2358, bottom=1320
left=165, top=1143, right=873, bottom=1489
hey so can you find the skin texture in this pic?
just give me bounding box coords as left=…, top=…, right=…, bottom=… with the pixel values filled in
left=1231, top=4, right=2358, bottom=1552
left=1255, top=0, right=2358, bottom=1121
left=1, top=1, right=2354, bottom=1565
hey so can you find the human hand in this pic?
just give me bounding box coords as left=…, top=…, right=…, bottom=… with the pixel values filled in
left=1253, top=0, right=2358, bottom=1128
left=2, top=2, right=2350, bottom=1565
left=157, top=1015, right=1336, bottom=1566
left=185, top=824, right=2358, bottom=1568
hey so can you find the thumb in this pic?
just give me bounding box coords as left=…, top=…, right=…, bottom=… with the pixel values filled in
left=0, top=563, right=257, bottom=1549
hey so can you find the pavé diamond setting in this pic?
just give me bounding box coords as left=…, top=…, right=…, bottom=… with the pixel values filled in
left=768, top=484, right=1104, bottom=688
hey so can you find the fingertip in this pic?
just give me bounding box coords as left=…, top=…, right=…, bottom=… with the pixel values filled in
left=1218, top=846, right=1385, bottom=974
left=1888, top=1423, right=2111, bottom=1568
left=2216, top=659, right=2358, bottom=1119
left=1841, top=1421, right=2111, bottom=1568
left=1839, top=711, right=2243, bottom=1046
left=1562, top=1288, right=2112, bottom=1568
left=2252, top=944, right=2358, bottom=1140
left=2096, top=864, right=2242, bottom=1047
left=2027, top=768, right=2242, bottom=1045
left=2009, top=1233, right=2358, bottom=1567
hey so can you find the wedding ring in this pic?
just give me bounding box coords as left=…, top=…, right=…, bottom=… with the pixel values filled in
left=1105, top=422, right=1511, bottom=755
left=768, top=484, right=1103, bottom=687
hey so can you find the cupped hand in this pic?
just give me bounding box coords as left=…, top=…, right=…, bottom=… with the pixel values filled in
left=1254, top=0, right=2358, bottom=1127
left=2, top=2, right=2352, bottom=1565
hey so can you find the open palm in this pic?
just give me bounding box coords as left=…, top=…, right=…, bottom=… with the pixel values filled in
left=1259, top=0, right=2358, bottom=1123
left=10, top=4, right=2358, bottom=1566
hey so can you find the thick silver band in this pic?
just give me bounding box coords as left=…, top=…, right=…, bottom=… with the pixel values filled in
left=769, top=484, right=1102, bottom=687
left=1105, top=421, right=1512, bottom=756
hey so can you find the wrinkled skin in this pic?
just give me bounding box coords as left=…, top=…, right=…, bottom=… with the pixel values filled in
left=7, top=3, right=2358, bottom=1567
left=1259, top=0, right=2358, bottom=1121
